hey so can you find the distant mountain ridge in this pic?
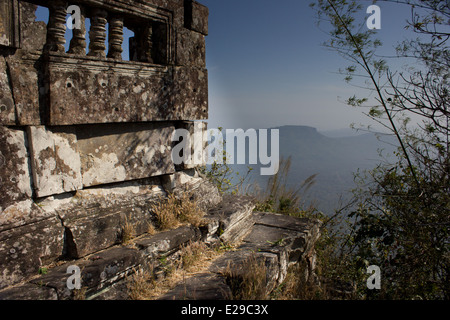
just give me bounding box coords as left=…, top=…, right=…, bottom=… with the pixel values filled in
left=233, top=125, right=398, bottom=214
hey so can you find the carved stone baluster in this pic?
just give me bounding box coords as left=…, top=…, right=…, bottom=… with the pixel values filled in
left=88, top=9, right=107, bottom=58
left=107, top=17, right=124, bottom=59
left=45, top=0, right=67, bottom=52
left=144, top=23, right=154, bottom=63
left=138, top=23, right=154, bottom=63
left=68, top=7, right=86, bottom=55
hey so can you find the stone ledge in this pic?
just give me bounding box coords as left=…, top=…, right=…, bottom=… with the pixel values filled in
left=160, top=212, right=322, bottom=300
left=0, top=282, right=58, bottom=301
left=0, top=197, right=322, bottom=300
left=0, top=224, right=203, bottom=300
left=0, top=214, right=65, bottom=290
left=158, top=273, right=232, bottom=300
left=185, top=0, right=209, bottom=36
left=135, top=225, right=202, bottom=259
left=162, top=170, right=222, bottom=212
left=203, top=194, right=256, bottom=244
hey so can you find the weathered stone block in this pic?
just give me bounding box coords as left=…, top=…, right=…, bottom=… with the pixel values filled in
left=46, top=57, right=208, bottom=125
left=162, top=170, right=222, bottom=212
left=51, top=179, right=166, bottom=258
left=210, top=250, right=280, bottom=295
left=185, top=0, right=209, bottom=36
left=173, top=121, right=208, bottom=170
left=27, top=246, right=143, bottom=300
left=60, top=204, right=122, bottom=259
left=0, top=283, right=58, bottom=300
left=27, top=126, right=82, bottom=198
left=253, top=212, right=322, bottom=259
left=205, top=195, right=256, bottom=243
left=0, top=199, right=55, bottom=233
left=159, top=273, right=232, bottom=300
left=236, top=212, right=322, bottom=286
left=0, top=126, right=32, bottom=212
left=81, top=247, right=143, bottom=294
left=6, top=56, right=41, bottom=125
left=46, top=56, right=168, bottom=125
left=176, top=28, right=205, bottom=67
left=76, top=123, right=176, bottom=187
left=19, top=1, right=46, bottom=52
left=135, top=225, right=202, bottom=259
left=171, top=66, right=208, bottom=120
left=0, top=214, right=65, bottom=290
left=0, top=57, right=16, bottom=125
left=0, top=0, right=20, bottom=48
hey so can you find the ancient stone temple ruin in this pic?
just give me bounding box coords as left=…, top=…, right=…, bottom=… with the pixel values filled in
left=0, top=0, right=321, bottom=300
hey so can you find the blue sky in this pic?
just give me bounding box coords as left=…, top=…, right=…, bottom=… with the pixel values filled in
left=201, top=0, right=417, bottom=131
left=36, top=1, right=420, bottom=131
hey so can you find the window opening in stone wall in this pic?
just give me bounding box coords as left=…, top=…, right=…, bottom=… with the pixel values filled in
left=64, top=11, right=73, bottom=53
left=26, top=2, right=168, bottom=65
left=104, top=21, right=110, bottom=56
left=35, top=5, right=49, bottom=24
left=84, top=17, right=90, bottom=55
left=127, top=21, right=168, bottom=65
left=122, top=26, right=134, bottom=61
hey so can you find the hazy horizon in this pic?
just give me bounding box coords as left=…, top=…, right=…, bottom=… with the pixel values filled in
left=201, top=0, right=421, bottom=132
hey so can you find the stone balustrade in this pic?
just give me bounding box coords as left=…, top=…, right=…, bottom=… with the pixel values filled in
left=0, top=0, right=210, bottom=292
left=43, top=0, right=169, bottom=63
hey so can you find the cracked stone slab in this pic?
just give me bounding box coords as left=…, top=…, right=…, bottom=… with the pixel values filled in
left=57, top=199, right=153, bottom=259
left=254, top=211, right=322, bottom=234
left=28, top=246, right=143, bottom=300
left=253, top=212, right=322, bottom=257
left=204, top=195, right=256, bottom=244
left=159, top=273, right=232, bottom=300
left=0, top=282, right=58, bottom=300
left=76, top=123, right=176, bottom=187
left=209, top=250, right=280, bottom=295
left=6, top=55, right=41, bottom=125
left=27, top=126, right=82, bottom=198
left=185, top=0, right=209, bottom=36
left=0, top=214, right=65, bottom=290
left=135, top=225, right=202, bottom=259
left=0, top=126, right=33, bottom=212
left=47, top=58, right=208, bottom=125
left=36, top=179, right=166, bottom=259
left=0, top=57, right=16, bottom=125
left=241, top=224, right=307, bottom=258
left=162, top=170, right=222, bottom=212
left=243, top=213, right=321, bottom=264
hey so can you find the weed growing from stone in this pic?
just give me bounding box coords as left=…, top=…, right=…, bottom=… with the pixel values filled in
left=151, top=193, right=206, bottom=231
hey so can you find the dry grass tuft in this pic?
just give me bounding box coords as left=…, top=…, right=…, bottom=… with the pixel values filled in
left=126, top=267, right=156, bottom=300
left=274, top=262, right=324, bottom=300
left=126, top=242, right=222, bottom=300
left=151, top=193, right=205, bottom=231
left=179, top=241, right=213, bottom=273
left=223, top=254, right=268, bottom=300
left=147, top=221, right=157, bottom=236
left=120, top=220, right=136, bottom=245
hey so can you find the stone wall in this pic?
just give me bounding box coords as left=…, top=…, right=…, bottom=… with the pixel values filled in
left=0, top=0, right=217, bottom=291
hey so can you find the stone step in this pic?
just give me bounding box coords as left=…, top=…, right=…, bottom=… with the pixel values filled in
left=158, top=212, right=322, bottom=300
left=0, top=197, right=321, bottom=300
left=0, top=195, right=257, bottom=300
left=202, top=195, right=256, bottom=244
left=0, top=225, right=198, bottom=300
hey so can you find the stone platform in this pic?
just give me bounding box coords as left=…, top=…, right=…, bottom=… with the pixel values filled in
left=0, top=194, right=320, bottom=300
